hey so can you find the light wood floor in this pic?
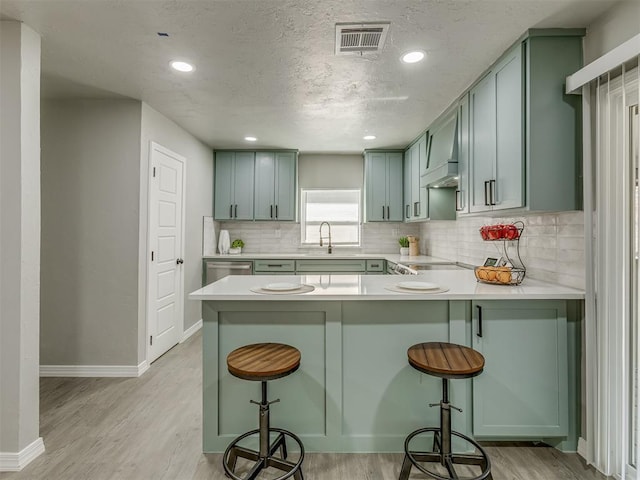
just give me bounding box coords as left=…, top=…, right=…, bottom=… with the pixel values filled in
left=1, top=331, right=608, bottom=480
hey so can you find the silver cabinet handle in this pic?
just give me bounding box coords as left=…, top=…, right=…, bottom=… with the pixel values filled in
left=489, top=180, right=496, bottom=206
left=455, top=190, right=462, bottom=211
left=405, top=205, right=410, bottom=219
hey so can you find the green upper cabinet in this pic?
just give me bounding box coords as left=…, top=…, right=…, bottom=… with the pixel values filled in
left=254, top=151, right=296, bottom=221
left=467, top=30, right=583, bottom=214
left=403, top=135, right=429, bottom=222
left=472, top=300, right=569, bottom=438
left=403, top=150, right=412, bottom=221
left=214, top=151, right=255, bottom=220
left=364, top=151, right=403, bottom=222
left=456, top=93, right=470, bottom=214
left=469, top=45, right=523, bottom=213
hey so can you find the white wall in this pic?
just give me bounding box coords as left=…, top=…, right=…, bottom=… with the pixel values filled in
left=298, top=153, right=363, bottom=188
left=583, top=0, right=640, bottom=63
left=40, top=99, right=142, bottom=365
left=0, top=20, right=43, bottom=466
left=139, top=103, right=213, bottom=361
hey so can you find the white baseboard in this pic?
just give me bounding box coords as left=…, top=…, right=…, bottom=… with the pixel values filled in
left=0, top=437, right=45, bottom=472
left=181, top=319, right=202, bottom=343
left=137, top=360, right=149, bottom=376
left=40, top=363, right=146, bottom=378
left=577, top=437, right=588, bottom=461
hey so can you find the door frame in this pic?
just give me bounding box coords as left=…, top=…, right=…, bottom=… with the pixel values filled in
left=145, top=141, right=187, bottom=365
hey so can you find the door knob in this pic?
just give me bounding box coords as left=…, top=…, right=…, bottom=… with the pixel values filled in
left=176, top=258, right=184, bottom=265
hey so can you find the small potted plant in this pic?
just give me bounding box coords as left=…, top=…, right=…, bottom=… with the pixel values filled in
left=229, top=239, right=244, bottom=254
left=398, top=236, right=409, bottom=256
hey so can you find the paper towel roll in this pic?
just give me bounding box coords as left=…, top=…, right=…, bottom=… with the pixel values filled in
left=218, top=230, right=230, bottom=254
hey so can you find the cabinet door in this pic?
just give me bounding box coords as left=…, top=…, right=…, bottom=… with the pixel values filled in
left=274, top=152, right=296, bottom=221
left=403, top=150, right=412, bottom=221
left=386, top=152, right=404, bottom=221
left=366, top=153, right=388, bottom=221
left=494, top=46, right=524, bottom=210
left=214, top=152, right=234, bottom=220
left=411, top=143, right=420, bottom=218
left=469, top=73, right=496, bottom=213
left=416, top=135, right=429, bottom=219
left=472, top=300, right=568, bottom=438
left=456, top=94, right=470, bottom=214
left=254, top=152, right=276, bottom=220
left=232, top=152, right=255, bottom=220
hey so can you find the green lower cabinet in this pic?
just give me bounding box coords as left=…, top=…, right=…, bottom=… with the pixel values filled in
left=253, top=259, right=295, bottom=273
left=295, top=259, right=366, bottom=273
left=471, top=300, right=568, bottom=438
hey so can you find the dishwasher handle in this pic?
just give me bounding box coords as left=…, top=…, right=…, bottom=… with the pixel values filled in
left=207, top=263, right=252, bottom=269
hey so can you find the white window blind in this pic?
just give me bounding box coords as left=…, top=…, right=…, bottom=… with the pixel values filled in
left=300, top=189, right=361, bottom=246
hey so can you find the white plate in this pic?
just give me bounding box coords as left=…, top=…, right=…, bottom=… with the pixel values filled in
left=262, top=282, right=303, bottom=291
left=396, top=281, right=440, bottom=291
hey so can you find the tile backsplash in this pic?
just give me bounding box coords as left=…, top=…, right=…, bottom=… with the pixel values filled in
left=202, top=212, right=585, bottom=289
left=419, top=211, right=585, bottom=289
left=206, top=220, right=421, bottom=255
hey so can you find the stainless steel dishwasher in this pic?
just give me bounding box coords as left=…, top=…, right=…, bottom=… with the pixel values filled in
left=205, top=261, right=253, bottom=285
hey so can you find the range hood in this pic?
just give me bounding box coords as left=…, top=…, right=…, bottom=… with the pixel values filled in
left=420, top=111, right=459, bottom=188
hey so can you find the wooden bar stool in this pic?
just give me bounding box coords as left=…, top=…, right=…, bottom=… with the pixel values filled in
left=223, top=343, right=304, bottom=480
left=399, top=342, right=492, bottom=480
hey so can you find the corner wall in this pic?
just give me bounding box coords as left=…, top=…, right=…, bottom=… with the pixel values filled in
left=40, top=99, right=142, bottom=366
left=583, top=0, right=640, bottom=63
left=0, top=20, right=43, bottom=469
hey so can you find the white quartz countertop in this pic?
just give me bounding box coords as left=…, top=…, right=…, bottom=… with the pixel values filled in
left=202, top=253, right=452, bottom=265
left=189, top=271, right=585, bottom=301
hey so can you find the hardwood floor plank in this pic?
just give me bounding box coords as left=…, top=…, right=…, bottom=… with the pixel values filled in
left=1, top=331, right=610, bottom=480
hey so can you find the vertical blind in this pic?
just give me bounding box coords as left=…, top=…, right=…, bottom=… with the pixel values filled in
left=586, top=56, right=639, bottom=479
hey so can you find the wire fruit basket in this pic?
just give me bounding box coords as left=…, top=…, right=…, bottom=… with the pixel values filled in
left=474, top=221, right=526, bottom=286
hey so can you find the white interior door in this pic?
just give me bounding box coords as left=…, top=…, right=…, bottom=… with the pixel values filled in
left=148, top=142, right=185, bottom=363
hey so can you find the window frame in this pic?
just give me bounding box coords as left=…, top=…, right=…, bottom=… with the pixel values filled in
left=300, top=188, right=362, bottom=247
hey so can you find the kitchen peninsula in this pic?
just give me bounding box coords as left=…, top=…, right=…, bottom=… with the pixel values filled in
left=189, top=271, right=584, bottom=454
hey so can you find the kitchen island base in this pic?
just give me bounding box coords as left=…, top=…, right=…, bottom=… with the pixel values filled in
left=202, top=299, right=580, bottom=454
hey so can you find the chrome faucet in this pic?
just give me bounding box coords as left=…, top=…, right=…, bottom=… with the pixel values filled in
left=319, top=221, right=332, bottom=254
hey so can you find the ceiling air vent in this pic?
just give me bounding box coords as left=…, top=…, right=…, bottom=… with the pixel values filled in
left=335, top=22, right=390, bottom=55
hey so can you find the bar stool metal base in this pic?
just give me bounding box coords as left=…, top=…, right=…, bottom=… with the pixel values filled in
left=222, top=381, right=304, bottom=480
left=223, top=427, right=304, bottom=480
left=399, top=427, right=492, bottom=480
left=399, top=377, right=492, bottom=480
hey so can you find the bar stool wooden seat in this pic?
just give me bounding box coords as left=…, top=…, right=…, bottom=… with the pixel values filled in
left=223, top=343, right=304, bottom=480
left=400, top=342, right=492, bottom=480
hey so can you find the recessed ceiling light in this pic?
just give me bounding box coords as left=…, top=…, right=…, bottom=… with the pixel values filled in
left=363, top=135, right=376, bottom=140
left=401, top=50, right=426, bottom=64
left=244, top=136, right=257, bottom=142
left=170, top=61, right=194, bottom=72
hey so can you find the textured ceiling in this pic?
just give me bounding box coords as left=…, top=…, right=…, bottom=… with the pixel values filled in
left=0, top=0, right=620, bottom=153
